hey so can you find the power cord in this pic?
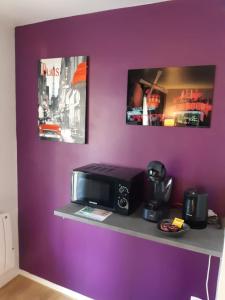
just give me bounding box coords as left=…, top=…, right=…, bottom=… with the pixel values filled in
left=206, top=255, right=212, bottom=300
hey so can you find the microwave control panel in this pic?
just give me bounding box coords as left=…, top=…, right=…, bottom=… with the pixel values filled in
left=116, top=183, right=129, bottom=210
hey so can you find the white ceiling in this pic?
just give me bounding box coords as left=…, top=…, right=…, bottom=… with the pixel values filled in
left=0, top=0, right=170, bottom=27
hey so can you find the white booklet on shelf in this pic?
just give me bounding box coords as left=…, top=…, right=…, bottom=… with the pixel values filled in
left=75, top=206, right=112, bottom=222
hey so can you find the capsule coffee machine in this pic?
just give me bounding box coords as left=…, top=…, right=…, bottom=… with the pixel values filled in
left=142, top=161, right=173, bottom=222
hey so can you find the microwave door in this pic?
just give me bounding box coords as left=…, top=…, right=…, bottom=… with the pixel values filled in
left=72, top=172, right=114, bottom=208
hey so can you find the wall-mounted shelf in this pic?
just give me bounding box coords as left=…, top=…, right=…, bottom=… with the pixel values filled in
left=54, top=203, right=224, bottom=258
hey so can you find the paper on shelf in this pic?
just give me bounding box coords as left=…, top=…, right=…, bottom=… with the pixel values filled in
left=75, top=206, right=112, bottom=222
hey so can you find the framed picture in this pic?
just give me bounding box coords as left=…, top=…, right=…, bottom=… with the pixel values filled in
left=38, top=56, right=88, bottom=143
left=126, top=65, right=216, bottom=128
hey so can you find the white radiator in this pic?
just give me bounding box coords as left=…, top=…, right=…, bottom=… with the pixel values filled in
left=0, top=213, right=15, bottom=276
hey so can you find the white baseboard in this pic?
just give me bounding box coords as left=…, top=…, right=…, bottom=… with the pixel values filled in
left=0, top=267, right=19, bottom=288
left=19, top=269, right=93, bottom=300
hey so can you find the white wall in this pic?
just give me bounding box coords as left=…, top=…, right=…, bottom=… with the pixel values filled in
left=0, top=22, right=18, bottom=272
left=216, top=230, right=225, bottom=300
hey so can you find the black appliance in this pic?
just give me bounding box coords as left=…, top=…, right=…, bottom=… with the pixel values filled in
left=182, top=188, right=208, bottom=229
left=142, top=161, right=173, bottom=222
left=71, top=163, right=144, bottom=215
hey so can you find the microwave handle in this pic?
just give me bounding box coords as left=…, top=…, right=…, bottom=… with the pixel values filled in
left=71, top=171, right=79, bottom=201
left=71, top=172, right=75, bottom=201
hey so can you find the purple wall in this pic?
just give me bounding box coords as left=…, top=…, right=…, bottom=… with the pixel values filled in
left=16, top=0, right=225, bottom=299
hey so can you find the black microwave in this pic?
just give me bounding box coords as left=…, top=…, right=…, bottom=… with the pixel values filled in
left=71, top=163, right=144, bottom=215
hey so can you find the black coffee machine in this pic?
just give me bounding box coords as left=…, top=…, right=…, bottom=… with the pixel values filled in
left=143, top=161, right=173, bottom=222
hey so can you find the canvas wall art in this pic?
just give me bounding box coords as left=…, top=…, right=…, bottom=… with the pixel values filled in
left=38, top=56, right=88, bottom=143
left=126, top=65, right=216, bottom=128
